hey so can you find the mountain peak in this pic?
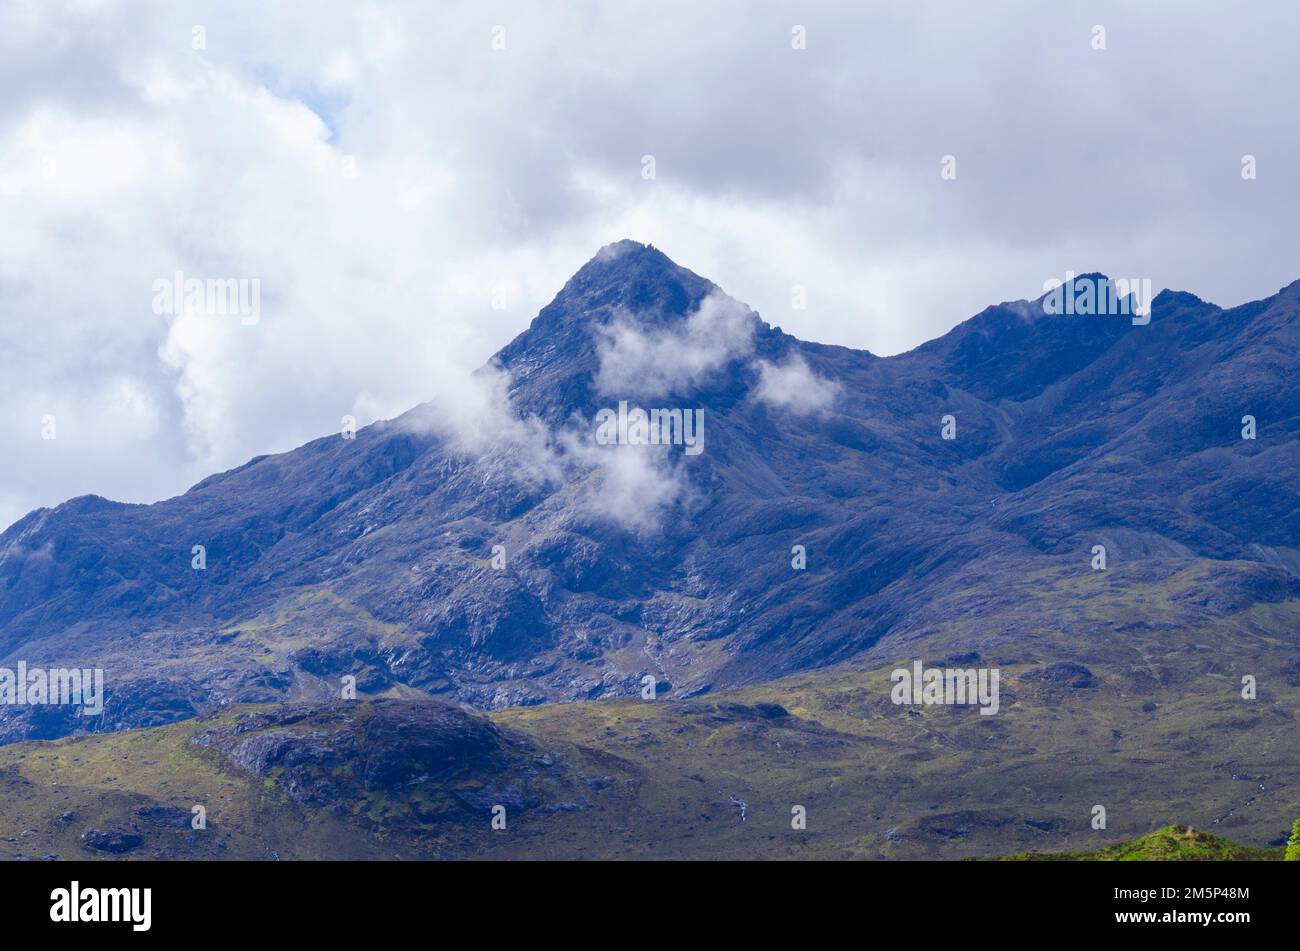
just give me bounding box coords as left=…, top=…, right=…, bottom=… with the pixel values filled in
left=496, top=241, right=719, bottom=370
left=1152, top=287, right=1205, bottom=309
left=559, top=239, right=713, bottom=313
left=590, top=238, right=660, bottom=263
left=1029, top=271, right=1110, bottom=308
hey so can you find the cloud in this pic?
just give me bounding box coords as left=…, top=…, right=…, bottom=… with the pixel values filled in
left=399, top=364, right=688, bottom=535
left=751, top=354, right=840, bottom=415
left=594, top=291, right=756, bottom=397
left=2, top=0, right=1299, bottom=530
left=568, top=434, right=691, bottom=535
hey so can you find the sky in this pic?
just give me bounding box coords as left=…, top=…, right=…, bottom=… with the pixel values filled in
left=1, top=0, right=1297, bottom=531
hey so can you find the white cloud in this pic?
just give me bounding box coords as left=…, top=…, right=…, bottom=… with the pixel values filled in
left=751, top=354, right=840, bottom=415
left=398, top=364, right=687, bottom=535
left=1, top=0, right=1298, bottom=530
left=594, top=291, right=756, bottom=397
left=580, top=445, right=687, bottom=533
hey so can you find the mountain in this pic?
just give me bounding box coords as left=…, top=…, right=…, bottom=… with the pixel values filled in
left=2, top=240, right=1299, bottom=746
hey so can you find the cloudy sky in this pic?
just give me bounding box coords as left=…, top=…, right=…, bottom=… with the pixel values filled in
left=2, top=0, right=1297, bottom=530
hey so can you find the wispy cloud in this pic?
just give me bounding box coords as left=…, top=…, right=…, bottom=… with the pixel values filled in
left=400, top=364, right=688, bottom=535
left=751, top=353, right=840, bottom=415
left=594, top=291, right=756, bottom=398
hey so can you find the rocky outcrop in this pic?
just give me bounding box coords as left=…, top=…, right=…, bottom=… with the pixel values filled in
left=193, top=699, right=518, bottom=815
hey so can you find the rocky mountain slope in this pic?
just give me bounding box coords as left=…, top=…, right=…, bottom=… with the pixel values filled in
left=1, top=241, right=1298, bottom=744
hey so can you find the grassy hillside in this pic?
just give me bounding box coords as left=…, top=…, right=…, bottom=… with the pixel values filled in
left=991, top=825, right=1283, bottom=861
left=2, top=582, right=1298, bottom=861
